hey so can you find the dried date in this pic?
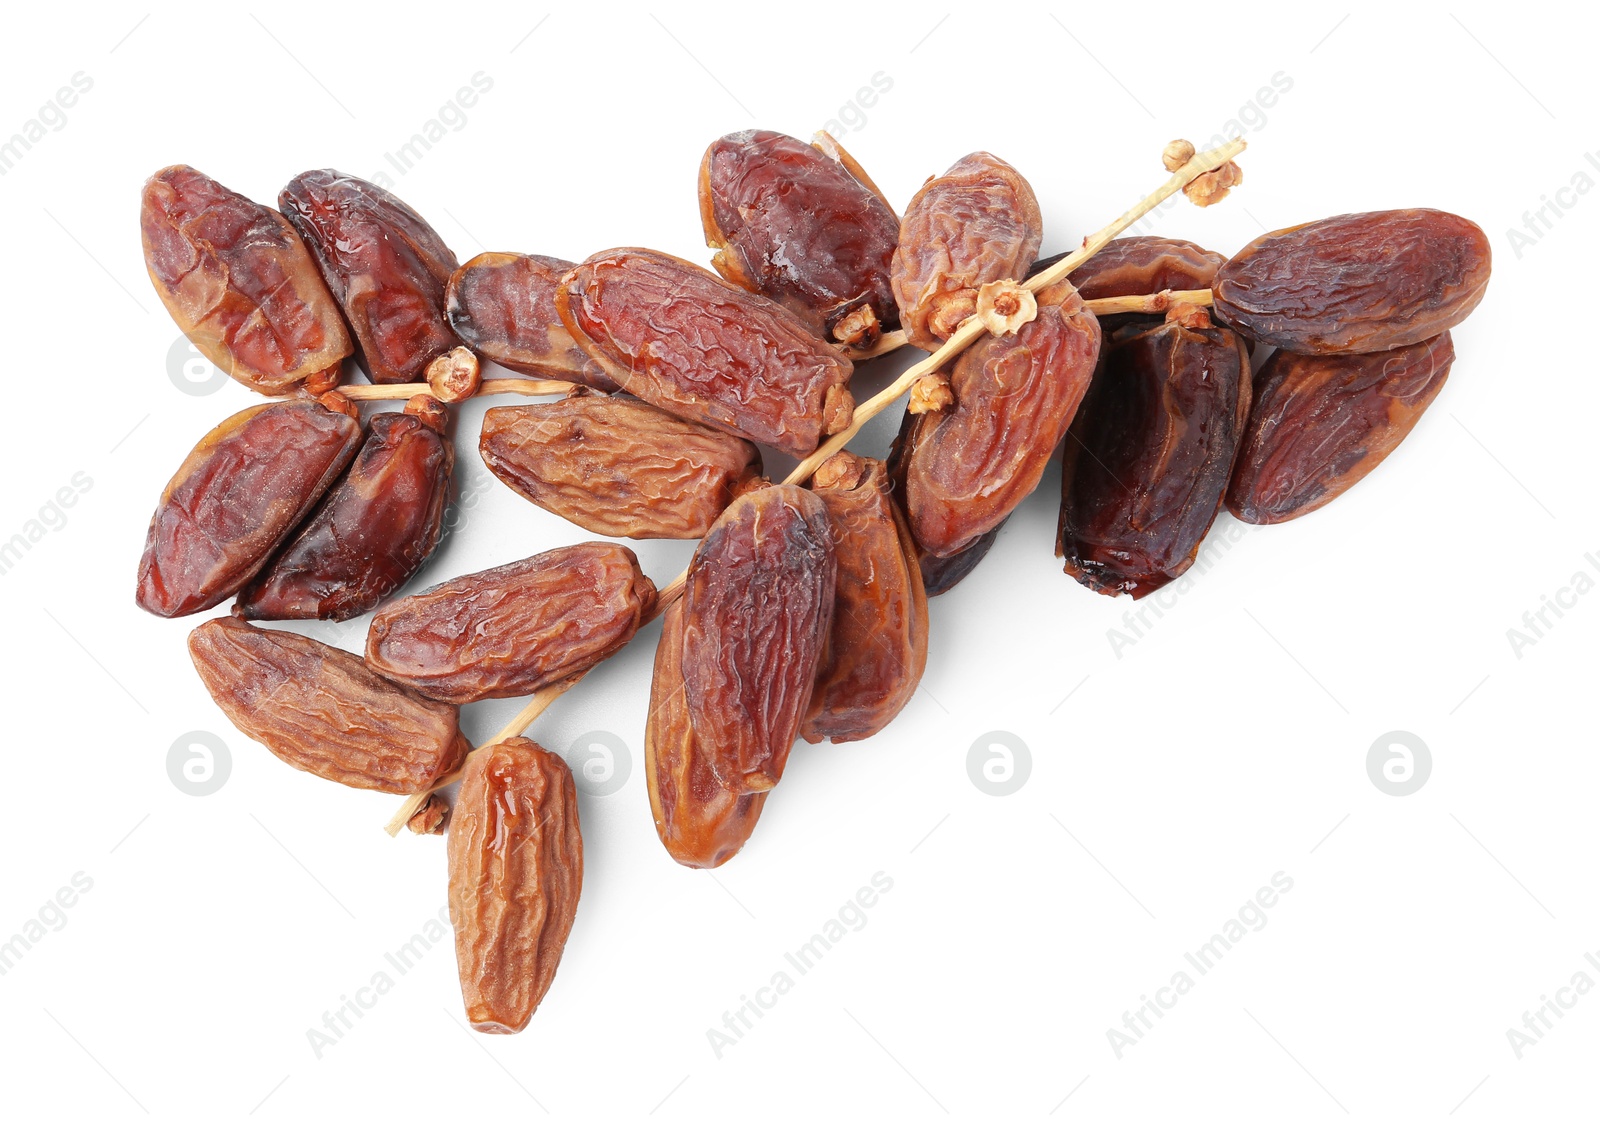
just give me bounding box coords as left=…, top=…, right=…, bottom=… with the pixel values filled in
left=700, top=129, right=900, bottom=348
left=556, top=248, right=855, bottom=457
left=445, top=252, right=618, bottom=391
left=1211, top=209, right=1491, bottom=353
left=280, top=170, right=460, bottom=384
left=891, top=152, right=1042, bottom=350
left=895, top=281, right=1100, bottom=558
left=802, top=454, right=927, bottom=744
left=188, top=617, right=467, bottom=793
left=1058, top=312, right=1252, bottom=597
left=479, top=396, right=762, bottom=539
left=1227, top=333, right=1455, bottom=524
left=645, top=599, right=769, bottom=868
left=682, top=485, right=836, bottom=792
left=137, top=398, right=362, bottom=617
left=142, top=165, right=352, bottom=394
left=365, top=542, right=656, bottom=703
left=448, top=737, right=582, bottom=1033
left=235, top=398, right=454, bottom=621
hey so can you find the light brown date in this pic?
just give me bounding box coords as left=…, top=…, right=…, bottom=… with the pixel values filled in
left=555, top=248, right=855, bottom=457
left=280, top=170, right=461, bottom=384
left=1227, top=333, right=1455, bottom=524
left=365, top=542, right=656, bottom=703
left=479, top=396, right=762, bottom=540
left=1058, top=312, right=1252, bottom=598
left=445, top=252, right=618, bottom=391
left=235, top=400, right=454, bottom=621
left=700, top=129, right=900, bottom=348
left=895, top=281, right=1101, bottom=558
left=188, top=617, right=467, bottom=793
left=802, top=454, right=928, bottom=744
left=448, top=737, right=582, bottom=1034
left=682, top=485, right=836, bottom=792
left=142, top=165, right=352, bottom=394
left=137, top=398, right=362, bottom=618
left=1211, top=209, right=1490, bottom=353
left=891, top=152, right=1042, bottom=350
left=645, top=599, right=768, bottom=869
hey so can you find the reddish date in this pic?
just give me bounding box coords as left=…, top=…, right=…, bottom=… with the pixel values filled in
left=137, top=398, right=361, bottom=618
left=235, top=398, right=454, bottom=621
left=895, top=281, right=1101, bottom=558
left=1227, top=333, right=1455, bottom=524
left=700, top=130, right=900, bottom=348
left=479, top=396, right=762, bottom=540
left=891, top=152, right=1042, bottom=350
left=188, top=617, right=467, bottom=793
left=280, top=170, right=460, bottom=384
left=1058, top=312, right=1252, bottom=598
left=142, top=165, right=352, bottom=394
left=445, top=252, right=618, bottom=391
left=365, top=542, right=657, bottom=704
left=556, top=248, right=855, bottom=457
left=802, top=455, right=927, bottom=744
left=1211, top=209, right=1491, bottom=354
left=682, top=486, right=836, bottom=793
left=645, top=598, right=769, bottom=869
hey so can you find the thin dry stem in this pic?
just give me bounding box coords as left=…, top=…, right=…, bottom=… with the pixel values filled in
left=332, top=377, right=576, bottom=402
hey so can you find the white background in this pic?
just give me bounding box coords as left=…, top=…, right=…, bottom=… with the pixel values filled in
left=0, top=2, right=1593, bottom=1124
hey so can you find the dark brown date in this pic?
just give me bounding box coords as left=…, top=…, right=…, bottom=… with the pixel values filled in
left=682, top=485, right=836, bottom=793
left=891, top=152, right=1042, bottom=350
left=700, top=130, right=900, bottom=348
left=142, top=165, right=352, bottom=394
left=479, top=396, right=761, bottom=539
left=918, top=522, right=1002, bottom=597
left=1227, top=333, right=1455, bottom=523
left=556, top=248, right=855, bottom=457
left=365, top=542, right=656, bottom=703
left=280, top=170, right=460, bottom=384
left=896, top=281, right=1100, bottom=558
left=1211, top=209, right=1491, bottom=353
left=136, top=398, right=362, bottom=618
left=802, top=455, right=927, bottom=744
left=1029, top=236, right=1226, bottom=300
left=445, top=252, right=618, bottom=391
left=645, top=598, right=768, bottom=869
left=1058, top=314, right=1252, bottom=598
left=188, top=617, right=467, bottom=793
left=235, top=402, right=454, bottom=621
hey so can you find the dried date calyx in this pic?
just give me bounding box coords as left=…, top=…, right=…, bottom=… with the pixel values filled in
left=142, top=165, right=352, bottom=394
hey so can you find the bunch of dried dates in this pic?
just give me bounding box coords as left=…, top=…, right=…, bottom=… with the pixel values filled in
left=134, top=128, right=1489, bottom=1032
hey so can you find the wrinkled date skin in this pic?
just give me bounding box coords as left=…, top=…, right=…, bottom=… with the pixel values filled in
left=1212, top=209, right=1491, bottom=354
left=448, top=737, right=582, bottom=1034
left=188, top=617, right=467, bottom=793
left=896, top=281, right=1100, bottom=558
left=556, top=248, right=855, bottom=458
left=682, top=486, right=836, bottom=793
left=137, top=399, right=362, bottom=617
left=700, top=130, right=900, bottom=347
left=480, top=397, right=762, bottom=540
left=280, top=170, right=460, bottom=384
left=645, top=599, right=769, bottom=869
left=1058, top=317, right=1252, bottom=598
left=1228, top=333, right=1455, bottom=523
left=445, top=252, right=618, bottom=391
left=365, top=542, right=657, bottom=703
left=142, top=166, right=352, bottom=394
left=891, top=152, right=1043, bottom=350
left=235, top=409, right=454, bottom=621
left=1058, top=236, right=1226, bottom=300
left=802, top=456, right=927, bottom=744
